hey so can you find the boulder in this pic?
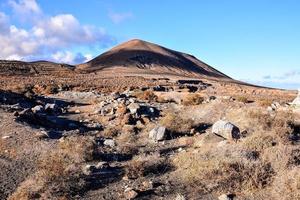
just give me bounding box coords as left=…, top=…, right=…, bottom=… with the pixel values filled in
left=212, top=120, right=240, bottom=140
left=292, top=89, right=300, bottom=106
left=149, top=126, right=166, bottom=141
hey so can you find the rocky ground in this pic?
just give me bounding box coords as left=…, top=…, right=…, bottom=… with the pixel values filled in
left=0, top=74, right=299, bottom=200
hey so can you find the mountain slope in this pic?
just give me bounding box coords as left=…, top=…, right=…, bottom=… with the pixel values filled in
left=76, top=39, right=231, bottom=79
left=0, top=60, right=74, bottom=76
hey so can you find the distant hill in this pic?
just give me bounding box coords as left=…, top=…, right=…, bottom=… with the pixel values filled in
left=76, top=39, right=231, bottom=79
left=0, top=60, right=74, bottom=76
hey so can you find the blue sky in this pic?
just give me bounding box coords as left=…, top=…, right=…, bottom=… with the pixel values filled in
left=0, top=0, right=300, bottom=89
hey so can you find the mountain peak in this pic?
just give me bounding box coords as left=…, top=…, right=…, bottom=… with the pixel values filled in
left=77, top=39, right=230, bottom=79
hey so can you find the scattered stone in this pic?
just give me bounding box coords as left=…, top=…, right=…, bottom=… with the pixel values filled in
left=31, top=105, right=44, bottom=113
left=75, top=109, right=81, bottom=114
left=218, top=194, right=236, bottom=200
left=292, top=89, right=300, bottom=107
left=127, top=103, right=140, bottom=115
left=35, top=130, right=49, bottom=139
left=82, top=164, right=96, bottom=175
left=175, top=194, right=186, bottom=200
left=124, top=188, right=138, bottom=200
left=142, top=181, right=153, bottom=190
left=149, top=126, right=166, bottom=141
left=104, top=139, right=116, bottom=147
left=44, top=103, right=58, bottom=112
left=209, top=96, right=217, bottom=101
left=212, top=120, right=240, bottom=140
left=1, top=135, right=11, bottom=139
left=96, top=161, right=109, bottom=169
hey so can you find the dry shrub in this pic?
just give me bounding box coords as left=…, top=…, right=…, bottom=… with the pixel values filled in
left=125, top=154, right=172, bottom=179
left=173, top=147, right=274, bottom=194
left=10, top=136, right=95, bottom=199
left=12, top=84, right=34, bottom=94
left=102, top=126, right=121, bottom=138
left=181, top=94, right=204, bottom=106
left=134, top=90, right=158, bottom=102
left=243, top=133, right=276, bottom=151
left=236, top=96, right=249, bottom=103
left=247, top=109, right=294, bottom=143
left=258, top=98, right=273, bottom=107
left=0, top=139, right=17, bottom=159
left=271, top=168, right=300, bottom=200
left=262, top=145, right=300, bottom=172
left=160, top=111, right=194, bottom=135
left=43, top=84, right=59, bottom=95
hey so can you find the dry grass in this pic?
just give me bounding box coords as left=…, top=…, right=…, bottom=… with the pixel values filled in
left=271, top=168, right=300, bottom=200
left=181, top=94, right=204, bottom=106
left=133, top=90, right=158, bottom=102
left=247, top=109, right=294, bottom=143
left=125, top=154, right=173, bottom=179
left=243, top=133, right=277, bottom=151
left=160, top=111, right=194, bottom=135
left=9, top=136, right=95, bottom=199
left=258, top=98, right=273, bottom=107
left=173, top=146, right=274, bottom=194
left=236, top=96, right=249, bottom=103
left=102, top=126, right=121, bottom=138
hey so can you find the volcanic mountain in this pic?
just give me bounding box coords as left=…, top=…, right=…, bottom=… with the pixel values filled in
left=77, top=39, right=231, bottom=79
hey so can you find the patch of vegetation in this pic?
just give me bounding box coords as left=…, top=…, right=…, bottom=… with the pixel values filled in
left=173, top=148, right=274, bottom=194
left=9, top=136, right=96, bottom=199
left=181, top=94, right=204, bottom=106
left=160, top=111, right=194, bottom=136
left=133, top=90, right=158, bottom=102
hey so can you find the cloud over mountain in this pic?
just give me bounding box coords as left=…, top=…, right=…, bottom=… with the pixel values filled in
left=0, top=0, right=116, bottom=63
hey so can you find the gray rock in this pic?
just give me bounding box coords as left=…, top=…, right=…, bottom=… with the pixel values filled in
left=127, top=103, right=140, bottom=114
left=292, top=89, right=300, bottom=106
left=31, top=105, right=44, bottom=113
left=103, top=139, right=116, bottom=147
left=96, top=162, right=109, bottom=169
left=218, top=194, right=235, bottom=200
left=212, top=120, right=240, bottom=140
left=124, top=188, right=138, bottom=200
left=82, top=164, right=96, bottom=175
left=149, top=126, right=166, bottom=141
left=44, top=103, right=58, bottom=112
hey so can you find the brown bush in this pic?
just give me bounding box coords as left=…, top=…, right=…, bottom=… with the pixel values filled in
left=247, top=109, right=294, bottom=143
left=125, top=154, right=172, bottom=179
left=181, top=94, right=204, bottom=106
left=243, top=134, right=276, bottom=151
left=43, top=84, right=59, bottom=95
left=173, top=148, right=274, bottom=193
left=236, top=96, right=249, bottom=103
left=258, top=98, right=273, bottom=107
left=102, top=126, right=121, bottom=138
left=10, top=136, right=96, bottom=199
left=133, top=90, right=158, bottom=102
left=160, top=112, right=194, bottom=135
left=271, top=168, right=300, bottom=200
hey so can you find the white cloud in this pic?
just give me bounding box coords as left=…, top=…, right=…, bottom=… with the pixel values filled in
left=9, top=0, right=41, bottom=15
left=0, top=0, right=115, bottom=63
left=35, top=14, right=113, bottom=47
left=51, top=51, right=92, bottom=64
left=108, top=11, right=133, bottom=24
